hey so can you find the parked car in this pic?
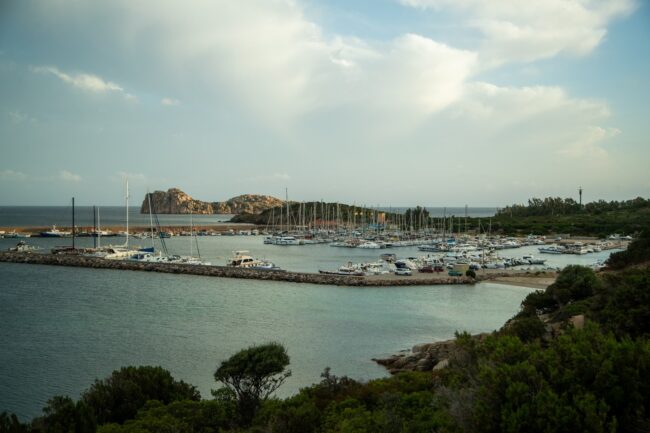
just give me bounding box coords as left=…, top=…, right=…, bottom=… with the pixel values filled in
left=448, top=270, right=463, bottom=277
left=395, top=268, right=413, bottom=276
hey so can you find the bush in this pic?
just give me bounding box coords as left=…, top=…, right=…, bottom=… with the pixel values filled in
left=82, top=366, right=200, bottom=425
left=466, top=269, right=477, bottom=279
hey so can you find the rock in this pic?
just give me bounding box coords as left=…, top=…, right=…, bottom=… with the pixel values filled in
left=140, top=189, right=283, bottom=215
left=415, top=357, right=435, bottom=371
left=211, top=194, right=284, bottom=215
left=568, top=314, right=585, bottom=330
left=432, top=359, right=449, bottom=371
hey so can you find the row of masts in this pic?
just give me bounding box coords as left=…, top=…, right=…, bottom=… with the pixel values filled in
left=266, top=191, right=490, bottom=238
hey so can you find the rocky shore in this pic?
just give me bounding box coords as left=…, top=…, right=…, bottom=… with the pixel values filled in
left=0, top=252, right=475, bottom=287
left=373, top=334, right=488, bottom=374
left=141, top=188, right=283, bottom=215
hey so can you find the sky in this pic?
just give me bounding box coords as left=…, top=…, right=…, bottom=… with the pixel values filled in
left=0, top=0, right=649, bottom=207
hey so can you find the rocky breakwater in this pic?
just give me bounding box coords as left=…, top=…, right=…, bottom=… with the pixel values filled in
left=141, top=188, right=283, bottom=215
left=0, top=252, right=476, bottom=287
left=373, top=334, right=488, bottom=374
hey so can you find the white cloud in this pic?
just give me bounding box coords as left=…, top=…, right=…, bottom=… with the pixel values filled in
left=161, top=97, right=180, bottom=106
left=32, top=65, right=136, bottom=100
left=400, top=0, right=636, bottom=65
left=249, top=173, right=291, bottom=183
left=0, top=169, right=27, bottom=181
left=59, top=170, right=81, bottom=182
left=114, top=171, right=147, bottom=181
left=7, top=110, right=35, bottom=124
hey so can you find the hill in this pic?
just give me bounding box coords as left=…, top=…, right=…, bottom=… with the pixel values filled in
left=140, top=189, right=283, bottom=215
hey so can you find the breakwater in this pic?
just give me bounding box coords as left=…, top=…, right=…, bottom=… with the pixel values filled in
left=0, top=252, right=475, bottom=286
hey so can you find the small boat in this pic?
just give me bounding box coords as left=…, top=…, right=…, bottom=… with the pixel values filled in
left=227, top=251, right=281, bottom=270
left=40, top=225, right=71, bottom=237
left=538, top=245, right=566, bottom=254
left=7, top=241, right=41, bottom=252
left=3, top=231, right=31, bottom=238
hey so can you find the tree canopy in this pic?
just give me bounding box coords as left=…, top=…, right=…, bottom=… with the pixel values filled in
left=214, top=342, right=291, bottom=425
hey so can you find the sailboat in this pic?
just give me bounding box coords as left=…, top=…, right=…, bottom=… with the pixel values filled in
left=86, top=180, right=142, bottom=260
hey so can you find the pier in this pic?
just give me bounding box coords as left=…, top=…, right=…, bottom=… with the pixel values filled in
left=0, top=252, right=476, bottom=287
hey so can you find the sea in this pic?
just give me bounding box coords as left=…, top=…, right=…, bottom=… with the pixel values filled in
left=0, top=206, right=497, bottom=228
left=0, top=207, right=617, bottom=421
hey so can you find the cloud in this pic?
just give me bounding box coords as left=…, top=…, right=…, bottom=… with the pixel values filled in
left=114, top=171, right=147, bottom=181
left=161, top=97, right=180, bottom=106
left=0, top=169, right=27, bottom=181
left=31, top=65, right=136, bottom=100
left=249, top=173, right=291, bottom=183
left=400, top=0, right=636, bottom=65
left=7, top=110, right=35, bottom=124
left=59, top=170, right=81, bottom=182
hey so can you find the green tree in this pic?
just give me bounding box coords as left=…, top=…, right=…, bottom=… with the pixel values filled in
left=0, top=412, right=29, bottom=433
left=32, top=396, right=95, bottom=433
left=214, top=342, right=291, bottom=426
left=547, top=265, right=600, bottom=306
left=82, top=366, right=200, bottom=425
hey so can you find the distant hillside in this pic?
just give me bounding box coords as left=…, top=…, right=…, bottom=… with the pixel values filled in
left=140, top=188, right=283, bottom=215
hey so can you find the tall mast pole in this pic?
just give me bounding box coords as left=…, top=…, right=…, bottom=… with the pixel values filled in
left=125, top=178, right=129, bottom=247
left=72, top=197, right=75, bottom=250
left=285, top=187, right=289, bottom=232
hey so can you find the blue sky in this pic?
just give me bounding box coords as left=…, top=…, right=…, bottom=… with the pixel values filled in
left=1, top=0, right=648, bottom=206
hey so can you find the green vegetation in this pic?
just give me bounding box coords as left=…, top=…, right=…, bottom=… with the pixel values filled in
left=214, top=342, right=291, bottom=425
left=488, top=196, right=650, bottom=236
left=3, top=238, right=650, bottom=433
left=607, top=230, right=650, bottom=269
left=232, top=196, right=650, bottom=237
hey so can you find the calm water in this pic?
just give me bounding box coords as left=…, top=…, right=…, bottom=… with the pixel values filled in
left=0, top=206, right=233, bottom=228
left=0, top=206, right=496, bottom=228
left=0, top=235, right=617, bottom=420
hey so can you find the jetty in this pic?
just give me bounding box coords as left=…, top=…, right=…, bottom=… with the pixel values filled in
left=0, top=252, right=475, bottom=287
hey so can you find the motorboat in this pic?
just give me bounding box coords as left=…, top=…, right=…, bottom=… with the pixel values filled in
left=7, top=241, right=41, bottom=252
left=226, top=250, right=280, bottom=270
left=40, top=225, right=71, bottom=237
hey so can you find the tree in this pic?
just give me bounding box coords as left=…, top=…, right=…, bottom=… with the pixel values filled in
left=82, top=366, right=200, bottom=424
left=214, top=342, right=291, bottom=425
left=32, top=396, right=95, bottom=433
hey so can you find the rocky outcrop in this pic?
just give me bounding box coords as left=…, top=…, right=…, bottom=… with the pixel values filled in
left=212, top=194, right=284, bottom=215
left=141, top=189, right=214, bottom=214
left=140, top=189, right=283, bottom=215
left=373, top=334, right=488, bottom=374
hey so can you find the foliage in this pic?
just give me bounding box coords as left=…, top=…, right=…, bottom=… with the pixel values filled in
left=0, top=412, right=29, bottom=433
left=96, top=399, right=236, bottom=433
left=545, top=265, right=601, bottom=306
left=607, top=230, right=650, bottom=269
left=31, top=396, right=96, bottom=433
left=214, top=342, right=291, bottom=425
left=82, top=366, right=200, bottom=425
left=465, top=269, right=476, bottom=279
left=503, top=316, right=546, bottom=343
left=591, top=268, right=650, bottom=339
left=444, top=324, right=650, bottom=433
left=497, top=196, right=650, bottom=218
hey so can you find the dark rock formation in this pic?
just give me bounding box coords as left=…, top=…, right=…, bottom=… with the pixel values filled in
left=140, top=189, right=283, bottom=215
left=373, top=334, right=488, bottom=374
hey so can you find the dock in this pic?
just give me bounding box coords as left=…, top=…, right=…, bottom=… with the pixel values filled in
left=0, top=252, right=476, bottom=287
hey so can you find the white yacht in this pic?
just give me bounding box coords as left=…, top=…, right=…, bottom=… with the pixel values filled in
left=227, top=251, right=280, bottom=270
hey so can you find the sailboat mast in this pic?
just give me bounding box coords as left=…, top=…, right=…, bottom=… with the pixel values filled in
left=147, top=192, right=155, bottom=249
left=93, top=205, right=96, bottom=249
left=72, top=197, right=75, bottom=249
left=285, top=187, right=289, bottom=232
left=125, top=179, right=129, bottom=247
